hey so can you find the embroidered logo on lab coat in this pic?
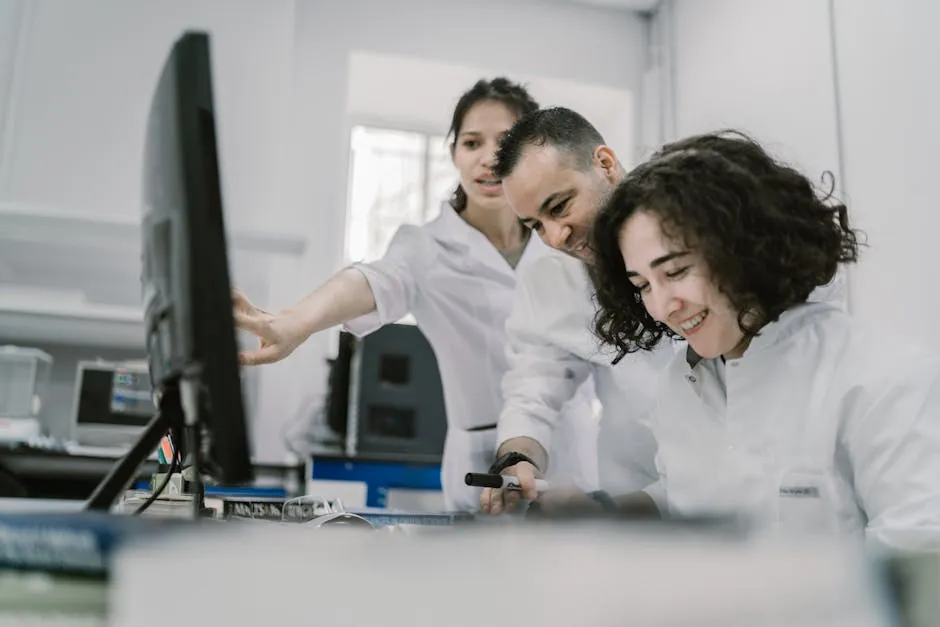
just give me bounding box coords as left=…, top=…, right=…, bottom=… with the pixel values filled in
left=779, top=486, right=821, bottom=498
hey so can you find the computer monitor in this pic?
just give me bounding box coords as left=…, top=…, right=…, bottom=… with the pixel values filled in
left=71, top=360, right=152, bottom=448
left=85, top=31, right=253, bottom=512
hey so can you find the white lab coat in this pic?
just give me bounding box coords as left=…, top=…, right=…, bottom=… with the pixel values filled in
left=643, top=301, right=940, bottom=551
left=498, top=249, right=849, bottom=494
left=498, top=250, right=674, bottom=493
left=345, top=203, right=598, bottom=512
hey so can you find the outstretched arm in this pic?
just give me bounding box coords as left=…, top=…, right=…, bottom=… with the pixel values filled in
left=233, top=268, right=376, bottom=365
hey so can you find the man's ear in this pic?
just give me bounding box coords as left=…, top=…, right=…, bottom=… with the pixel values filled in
left=594, top=145, right=619, bottom=183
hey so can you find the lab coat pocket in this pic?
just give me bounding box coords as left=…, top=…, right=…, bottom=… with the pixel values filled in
left=775, top=469, right=840, bottom=535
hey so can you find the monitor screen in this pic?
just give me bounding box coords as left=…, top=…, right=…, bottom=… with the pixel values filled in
left=75, top=364, right=153, bottom=428
left=110, top=368, right=153, bottom=417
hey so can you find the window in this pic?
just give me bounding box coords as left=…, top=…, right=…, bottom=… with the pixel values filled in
left=345, top=125, right=458, bottom=262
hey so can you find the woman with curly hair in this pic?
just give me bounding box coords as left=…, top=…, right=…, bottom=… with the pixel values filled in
left=588, top=131, right=940, bottom=549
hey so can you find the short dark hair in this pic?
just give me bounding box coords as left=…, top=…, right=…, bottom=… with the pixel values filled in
left=447, top=77, right=539, bottom=212
left=493, top=107, right=606, bottom=179
left=590, top=130, right=862, bottom=356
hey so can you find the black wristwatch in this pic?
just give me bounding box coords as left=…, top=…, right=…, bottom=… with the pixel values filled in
left=588, top=490, right=617, bottom=513
left=488, top=451, right=540, bottom=475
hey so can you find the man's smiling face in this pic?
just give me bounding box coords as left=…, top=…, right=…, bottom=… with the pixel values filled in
left=501, top=143, right=622, bottom=263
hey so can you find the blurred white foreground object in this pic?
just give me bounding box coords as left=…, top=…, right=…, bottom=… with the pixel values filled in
left=112, top=522, right=892, bottom=627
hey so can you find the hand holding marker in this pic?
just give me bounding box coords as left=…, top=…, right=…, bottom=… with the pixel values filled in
left=465, top=472, right=550, bottom=493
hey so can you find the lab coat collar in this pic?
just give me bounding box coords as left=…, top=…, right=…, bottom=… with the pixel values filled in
left=684, top=302, right=835, bottom=370
left=423, top=201, right=477, bottom=249
left=424, top=200, right=542, bottom=273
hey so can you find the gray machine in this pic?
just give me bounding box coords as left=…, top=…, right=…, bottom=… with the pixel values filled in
left=343, top=324, right=447, bottom=461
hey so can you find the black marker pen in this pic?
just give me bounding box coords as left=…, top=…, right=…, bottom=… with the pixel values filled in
left=465, top=472, right=550, bottom=493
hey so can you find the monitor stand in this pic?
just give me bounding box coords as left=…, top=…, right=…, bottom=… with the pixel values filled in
left=85, top=376, right=206, bottom=519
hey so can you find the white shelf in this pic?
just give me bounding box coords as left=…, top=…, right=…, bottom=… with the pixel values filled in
left=0, top=300, right=144, bottom=349
left=0, top=202, right=309, bottom=256
left=0, top=202, right=307, bottom=348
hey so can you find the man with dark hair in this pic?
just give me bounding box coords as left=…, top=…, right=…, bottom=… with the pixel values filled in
left=482, top=107, right=845, bottom=516
left=482, top=107, right=671, bottom=516
left=494, top=107, right=606, bottom=179
left=492, top=108, right=611, bottom=262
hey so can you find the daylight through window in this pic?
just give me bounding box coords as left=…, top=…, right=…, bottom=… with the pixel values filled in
left=345, top=126, right=458, bottom=262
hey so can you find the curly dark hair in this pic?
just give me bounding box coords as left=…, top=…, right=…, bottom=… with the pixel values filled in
left=447, top=78, right=539, bottom=212
left=590, top=130, right=862, bottom=356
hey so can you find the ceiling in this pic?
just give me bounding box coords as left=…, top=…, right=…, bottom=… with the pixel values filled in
left=545, top=0, right=662, bottom=12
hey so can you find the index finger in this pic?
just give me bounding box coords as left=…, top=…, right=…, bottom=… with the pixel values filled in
left=233, top=310, right=267, bottom=335
left=480, top=487, right=494, bottom=514
left=492, top=486, right=517, bottom=515
left=512, top=463, right=539, bottom=501
left=231, top=287, right=252, bottom=308
left=238, top=344, right=281, bottom=366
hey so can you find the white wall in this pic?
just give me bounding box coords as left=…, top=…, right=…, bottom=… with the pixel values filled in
left=666, top=0, right=841, bottom=187
left=832, top=0, right=940, bottom=350
left=0, top=0, right=28, bottom=175
left=664, top=0, right=940, bottom=350
left=345, top=52, right=637, bottom=166
left=0, top=0, right=296, bottom=231
left=0, top=0, right=301, bottom=320
left=658, top=0, right=852, bottom=311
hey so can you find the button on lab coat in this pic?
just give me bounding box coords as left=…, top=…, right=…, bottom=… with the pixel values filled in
left=498, top=253, right=850, bottom=495
left=644, top=302, right=940, bottom=550
left=345, top=204, right=598, bottom=511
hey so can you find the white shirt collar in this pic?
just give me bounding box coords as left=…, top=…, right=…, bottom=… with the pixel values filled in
left=422, top=201, right=476, bottom=249
left=686, top=302, right=837, bottom=369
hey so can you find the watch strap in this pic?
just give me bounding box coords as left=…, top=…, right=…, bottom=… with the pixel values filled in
left=488, top=451, right=540, bottom=475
